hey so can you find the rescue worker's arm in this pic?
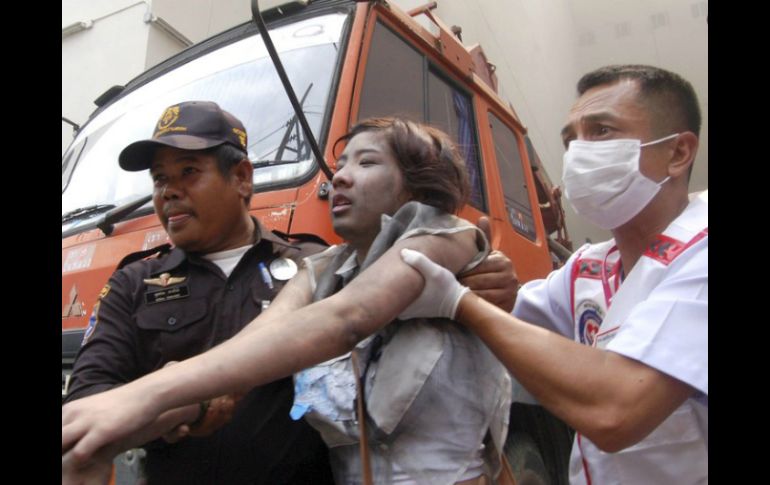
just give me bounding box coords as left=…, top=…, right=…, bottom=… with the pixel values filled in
left=400, top=248, right=702, bottom=452
left=62, top=231, right=477, bottom=464
left=456, top=293, right=695, bottom=452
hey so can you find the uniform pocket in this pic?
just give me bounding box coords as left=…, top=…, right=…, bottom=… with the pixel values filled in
left=135, top=298, right=208, bottom=333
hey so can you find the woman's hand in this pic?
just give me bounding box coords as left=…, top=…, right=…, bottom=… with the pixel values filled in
left=62, top=385, right=157, bottom=466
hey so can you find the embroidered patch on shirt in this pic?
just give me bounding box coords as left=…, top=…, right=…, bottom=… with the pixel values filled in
left=576, top=300, right=604, bottom=346
left=143, top=272, right=187, bottom=287
left=81, top=302, right=101, bottom=346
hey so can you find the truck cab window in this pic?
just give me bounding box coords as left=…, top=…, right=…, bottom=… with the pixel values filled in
left=489, top=112, right=536, bottom=241
left=61, top=13, right=347, bottom=230
left=428, top=69, right=485, bottom=211
left=358, top=20, right=485, bottom=211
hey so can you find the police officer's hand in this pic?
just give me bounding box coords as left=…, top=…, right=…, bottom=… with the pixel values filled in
left=460, top=216, right=519, bottom=312
left=161, top=412, right=195, bottom=443
left=158, top=361, right=243, bottom=442
left=187, top=393, right=244, bottom=437
left=161, top=391, right=243, bottom=442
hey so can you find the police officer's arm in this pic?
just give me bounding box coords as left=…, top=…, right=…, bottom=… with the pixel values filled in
left=62, top=230, right=477, bottom=463
left=400, top=248, right=704, bottom=453
left=65, top=274, right=132, bottom=402
left=65, top=270, right=148, bottom=402
left=65, top=268, right=205, bottom=446
left=459, top=216, right=519, bottom=313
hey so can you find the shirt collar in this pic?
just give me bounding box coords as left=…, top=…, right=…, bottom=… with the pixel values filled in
left=154, top=217, right=299, bottom=274
left=334, top=249, right=360, bottom=283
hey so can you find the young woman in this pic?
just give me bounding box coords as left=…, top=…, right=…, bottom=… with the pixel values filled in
left=63, top=118, right=511, bottom=484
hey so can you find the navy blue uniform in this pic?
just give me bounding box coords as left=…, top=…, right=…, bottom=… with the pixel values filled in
left=65, top=220, right=333, bottom=485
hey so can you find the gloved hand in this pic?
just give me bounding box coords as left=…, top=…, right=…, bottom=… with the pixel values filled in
left=399, top=248, right=470, bottom=320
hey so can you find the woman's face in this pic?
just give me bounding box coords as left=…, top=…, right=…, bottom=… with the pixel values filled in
left=330, top=130, right=411, bottom=248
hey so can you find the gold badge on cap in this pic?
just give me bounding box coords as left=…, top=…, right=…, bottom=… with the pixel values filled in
left=154, top=106, right=186, bottom=137
left=144, top=272, right=186, bottom=287
left=232, top=127, right=247, bottom=148
left=269, top=258, right=298, bottom=281
left=158, top=106, right=179, bottom=130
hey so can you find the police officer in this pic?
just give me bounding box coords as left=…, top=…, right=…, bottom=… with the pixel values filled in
left=64, top=101, right=334, bottom=485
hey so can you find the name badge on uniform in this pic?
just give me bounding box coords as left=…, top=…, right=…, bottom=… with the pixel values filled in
left=145, top=285, right=190, bottom=305
left=269, top=258, right=298, bottom=281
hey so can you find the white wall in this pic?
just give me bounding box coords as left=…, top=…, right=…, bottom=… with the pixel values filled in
left=62, top=0, right=249, bottom=155
left=62, top=0, right=153, bottom=154
left=145, top=20, right=189, bottom=69
left=153, top=0, right=251, bottom=42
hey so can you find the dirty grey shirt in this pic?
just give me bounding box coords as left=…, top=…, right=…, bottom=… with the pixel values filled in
left=291, top=202, right=512, bottom=485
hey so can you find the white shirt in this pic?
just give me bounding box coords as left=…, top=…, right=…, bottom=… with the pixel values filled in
left=201, top=244, right=252, bottom=278
left=513, top=191, right=708, bottom=484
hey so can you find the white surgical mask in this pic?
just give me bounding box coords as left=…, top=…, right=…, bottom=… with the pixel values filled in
left=562, top=133, right=678, bottom=230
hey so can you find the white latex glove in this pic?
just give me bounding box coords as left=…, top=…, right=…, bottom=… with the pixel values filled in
left=399, top=248, right=470, bottom=320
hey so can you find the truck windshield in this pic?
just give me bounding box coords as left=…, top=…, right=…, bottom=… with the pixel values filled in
left=62, top=13, right=346, bottom=231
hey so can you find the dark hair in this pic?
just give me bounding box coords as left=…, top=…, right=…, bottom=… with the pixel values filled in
left=335, top=117, right=469, bottom=214
left=577, top=65, right=701, bottom=138
left=205, top=143, right=249, bottom=175
left=205, top=143, right=252, bottom=204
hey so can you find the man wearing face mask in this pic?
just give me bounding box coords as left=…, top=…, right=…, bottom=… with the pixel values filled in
left=397, top=65, right=707, bottom=484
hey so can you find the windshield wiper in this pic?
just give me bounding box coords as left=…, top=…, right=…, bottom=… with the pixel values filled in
left=252, top=159, right=307, bottom=168
left=96, top=194, right=153, bottom=236
left=62, top=204, right=115, bottom=224
left=250, top=1, right=333, bottom=180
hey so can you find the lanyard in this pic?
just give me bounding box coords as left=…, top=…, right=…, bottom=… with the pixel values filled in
left=600, top=246, right=622, bottom=308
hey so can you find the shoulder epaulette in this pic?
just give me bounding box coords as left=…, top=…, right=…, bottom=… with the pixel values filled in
left=116, top=243, right=173, bottom=270
left=271, top=230, right=329, bottom=247
left=643, top=228, right=708, bottom=266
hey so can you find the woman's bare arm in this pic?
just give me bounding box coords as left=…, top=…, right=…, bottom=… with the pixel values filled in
left=62, top=230, right=477, bottom=463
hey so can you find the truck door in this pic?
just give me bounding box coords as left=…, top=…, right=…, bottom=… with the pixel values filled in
left=351, top=15, right=489, bottom=229
left=481, top=110, right=553, bottom=282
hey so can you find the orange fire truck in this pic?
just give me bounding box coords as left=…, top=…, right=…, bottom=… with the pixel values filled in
left=62, top=1, right=574, bottom=482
